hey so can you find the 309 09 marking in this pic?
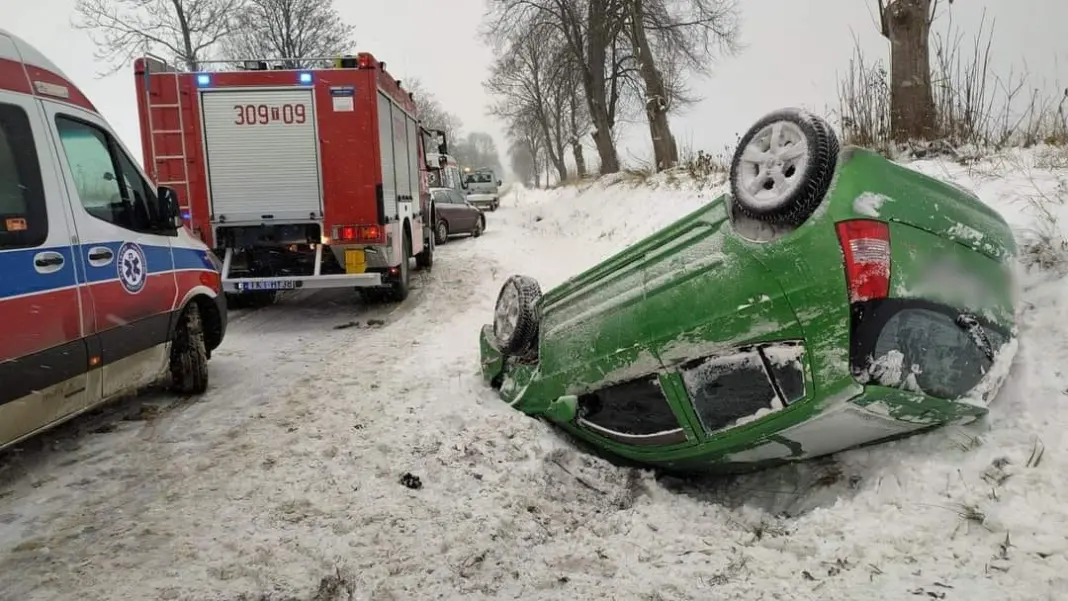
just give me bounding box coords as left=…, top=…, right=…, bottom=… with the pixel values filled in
left=233, top=103, right=307, bottom=125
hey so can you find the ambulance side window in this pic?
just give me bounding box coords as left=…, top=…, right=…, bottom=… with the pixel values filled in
left=54, top=116, right=162, bottom=234
left=0, top=102, right=48, bottom=249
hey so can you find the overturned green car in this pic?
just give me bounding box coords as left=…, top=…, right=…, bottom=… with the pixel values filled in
left=479, top=109, right=1018, bottom=473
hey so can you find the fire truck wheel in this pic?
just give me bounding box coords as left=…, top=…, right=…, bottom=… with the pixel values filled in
left=390, top=233, right=412, bottom=302
left=416, top=230, right=434, bottom=270
left=435, top=220, right=449, bottom=245
left=169, top=302, right=209, bottom=394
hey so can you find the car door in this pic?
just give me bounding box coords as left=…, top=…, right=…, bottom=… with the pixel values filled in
left=0, top=91, right=95, bottom=445
left=433, top=189, right=460, bottom=233
left=45, top=102, right=179, bottom=399
left=448, top=189, right=477, bottom=230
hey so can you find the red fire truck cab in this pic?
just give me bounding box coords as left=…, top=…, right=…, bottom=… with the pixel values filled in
left=133, top=53, right=437, bottom=303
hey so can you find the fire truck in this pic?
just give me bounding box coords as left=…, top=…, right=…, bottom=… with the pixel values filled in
left=133, top=53, right=439, bottom=304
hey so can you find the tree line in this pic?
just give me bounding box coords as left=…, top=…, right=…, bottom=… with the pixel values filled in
left=480, top=0, right=742, bottom=185
left=73, top=0, right=504, bottom=175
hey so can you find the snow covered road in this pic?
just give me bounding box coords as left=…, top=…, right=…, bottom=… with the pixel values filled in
left=1, top=155, right=1068, bottom=600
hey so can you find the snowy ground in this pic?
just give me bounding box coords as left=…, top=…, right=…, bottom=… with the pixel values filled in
left=1, top=148, right=1067, bottom=600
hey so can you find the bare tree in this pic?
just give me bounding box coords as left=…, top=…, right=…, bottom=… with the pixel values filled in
left=221, top=0, right=354, bottom=68
left=485, top=0, right=627, bottom=174
left=74, top=0, right=244, bottom=73
left=453, top=132, right=505, bottom=174
left=877, top=0, right=943, bottom=140
left=508, top=112, right=545, bottom=187
left=508, top=138, right=538, bottom=188
left=621, top=0, right=741, bottom=170
left=486, top=23, right=573, bottom=181
left=406, top=78, right=463, bottom=143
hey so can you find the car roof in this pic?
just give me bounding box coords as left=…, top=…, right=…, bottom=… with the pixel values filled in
left=0, top=28, right=98, bottom=113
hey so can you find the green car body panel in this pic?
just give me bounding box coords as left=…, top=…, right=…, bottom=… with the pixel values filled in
left=479, top=146, right=1018, bottom=473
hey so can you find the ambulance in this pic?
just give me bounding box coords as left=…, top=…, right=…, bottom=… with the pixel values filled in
left=0, top=29, right=227, bottom=449
left=133, top=52, right=437, bottom=305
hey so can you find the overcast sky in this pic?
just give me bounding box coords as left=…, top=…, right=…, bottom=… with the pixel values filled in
left=6, top=0, right=1067, bottom=173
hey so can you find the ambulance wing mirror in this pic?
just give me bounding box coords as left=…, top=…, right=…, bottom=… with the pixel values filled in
left=157, top=186, right=183, bottom=229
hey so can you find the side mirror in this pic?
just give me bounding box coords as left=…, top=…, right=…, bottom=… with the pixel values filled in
left=545, top=395, right=578, bottom=423
left=158, top=185, right=182, bottom=228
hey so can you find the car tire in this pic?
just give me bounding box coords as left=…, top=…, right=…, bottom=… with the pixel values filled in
left=435, top=220, right=449, bottom=245
left=491, top=201, right=499, bottom=211
left=729, top=108, right=839, bottom=227
left=170, top=302, right=209, bottom=394
left=472, top=217, right=484, bottom=238
left=493, top=275, right=541, bottom=355
left=390, top=232, right=411, bottom=302
left=416, top=227, right=434, bottom=270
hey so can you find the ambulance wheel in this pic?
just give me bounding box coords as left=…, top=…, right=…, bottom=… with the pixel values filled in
left=389, top=233, right=411, bottom=302
left=416, top=230, right=434, bottom=270
left=170, top=301, right=209, bottom=394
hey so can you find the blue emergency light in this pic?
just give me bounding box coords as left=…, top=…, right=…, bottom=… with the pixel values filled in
left=298, top=72, right=313, bottom=84
left=196, top=74, right=211, bottom=87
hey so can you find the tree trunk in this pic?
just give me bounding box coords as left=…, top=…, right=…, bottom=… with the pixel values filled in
left=882, top=0, right=937, bottom=141
left=568, top=90, right=587, bottom=178
left=584, top=0, right=621, bottom=174
left=572, top=142, right=586, bottom=178
left=627, top=0, right=677, bottom=170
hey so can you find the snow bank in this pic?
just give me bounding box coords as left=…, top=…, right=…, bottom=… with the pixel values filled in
left=489, top=151, right=1068, bottom=599
left=1, top=150, right=1067, bottom=601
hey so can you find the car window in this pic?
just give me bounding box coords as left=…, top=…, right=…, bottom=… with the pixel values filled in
left=431, top=190, right=450, bottom=204
left=679, top=350, right=781, bottom=434
left=577, top=375, right=687, bottom=446
left=55, top=116, right=162, bottom=233
left=0, top=103, right=48, bottom=249
left=448, top=190, right=466, bottom=205
left=763, top=343, right=806, bottom=404
left=860, top=306, right=1006, bottom=399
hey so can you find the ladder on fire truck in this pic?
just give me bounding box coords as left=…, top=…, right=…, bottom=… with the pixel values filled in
left=139, top=54, right=196, bottom=236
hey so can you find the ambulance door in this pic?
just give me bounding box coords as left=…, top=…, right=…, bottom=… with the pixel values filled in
left=0, top=91, right=93, bottom=446
left=44, top=102, right=179, bottom=399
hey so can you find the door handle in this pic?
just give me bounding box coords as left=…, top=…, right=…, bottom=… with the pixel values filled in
left=87, top=247, right=114, bottom=266
left=33, top=251, right=65, bottom=274
left=88, top=247, right=114, bottom=262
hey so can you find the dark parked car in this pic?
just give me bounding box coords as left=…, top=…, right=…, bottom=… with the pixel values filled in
left=432, top=187, right=485, bottom=243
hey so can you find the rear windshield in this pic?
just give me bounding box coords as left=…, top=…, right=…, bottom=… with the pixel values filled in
left=852, top=301, right=1008, bottom=399
left=464, top=172, right=494, bottom=184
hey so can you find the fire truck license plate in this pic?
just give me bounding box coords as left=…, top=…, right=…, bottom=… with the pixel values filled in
left=239, top=281, right=296, bottom=291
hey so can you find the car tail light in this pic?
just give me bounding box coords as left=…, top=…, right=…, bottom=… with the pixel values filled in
left=335, top=224, right=382, bottom=243
left=836, top=219, right=891, bottom=303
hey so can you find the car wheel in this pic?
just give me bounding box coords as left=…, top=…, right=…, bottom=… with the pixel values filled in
left=729, top=108, right=839, bottom=227
left=169, top=302, right=209, bottom=394
left=472, top=217, right=484, bottom=238
left=390, top=232, right=411, bottom=302
left=435, top=220, right=449, bottom=245
left=416, top=227, right=434, bottom=270
left=491, top=201, right=499, bottom=211
left=493, top=275, right=541, bottom=355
